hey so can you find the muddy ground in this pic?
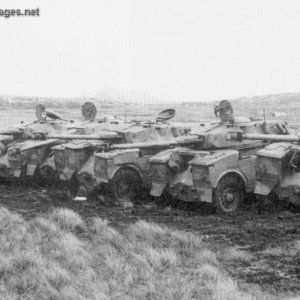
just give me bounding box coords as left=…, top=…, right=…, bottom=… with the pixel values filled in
left=0, top=183, right=299, bottom=298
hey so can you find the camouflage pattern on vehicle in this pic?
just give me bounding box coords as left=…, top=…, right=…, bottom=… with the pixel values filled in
left=50, top=104, right=191, bottom=198
left=232, top=132, right=300, bottom=207
left=94, top=100, right=290, bottom=212
left=0, top=102, right=115, bottom=183
left=0, top=104, right=70, bottom=181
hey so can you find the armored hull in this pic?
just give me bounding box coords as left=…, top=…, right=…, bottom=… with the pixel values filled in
left=53, top=120, right=190, bottom=198
left=0, top=120, right=70, bottom=181
left=247, top=138, right=300, bottom=207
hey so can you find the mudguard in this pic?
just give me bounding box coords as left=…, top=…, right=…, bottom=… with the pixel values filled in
left=254, top=143, right=292, bottom=196
left=148, top=148, right=181, bottom=197
left=191, top=150, right=249, bottom=203
left=94, top=149, right=142, bottom=183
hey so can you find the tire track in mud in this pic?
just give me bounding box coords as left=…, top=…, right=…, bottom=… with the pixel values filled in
left=0, top=184, right=299, bottom=297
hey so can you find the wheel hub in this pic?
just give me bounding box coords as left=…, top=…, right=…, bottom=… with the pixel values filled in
left=225, top=192, right=234, bottom=202
left=222, top=188, right=236, bottom=208
left=117, top=179, right=132, bottom=197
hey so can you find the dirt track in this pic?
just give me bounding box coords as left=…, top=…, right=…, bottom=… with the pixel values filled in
left=0, top=183, right=299, bottom=298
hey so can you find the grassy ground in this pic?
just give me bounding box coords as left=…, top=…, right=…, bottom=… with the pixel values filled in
left=0, top=206, right=276, bottom=300
left=0, top=185, right=299, bottom=298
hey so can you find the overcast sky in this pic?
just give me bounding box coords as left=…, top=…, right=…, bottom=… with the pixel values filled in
left=0, top=0, right=299, bottom=103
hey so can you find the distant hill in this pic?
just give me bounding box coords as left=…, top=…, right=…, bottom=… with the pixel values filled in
left=183, top=93, right=300, bottom=121
left=230, top=93, right=300, bottom=114
left=1, top=92, right=300, bottom=122
left=0, top=95, right=81, bottom=109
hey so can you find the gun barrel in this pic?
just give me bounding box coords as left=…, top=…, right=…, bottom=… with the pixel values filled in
left=243, top=133, right=300, bottom=143
left=46, top=132, right=121, bottom=140
left=0, top=128, right=23, bottom=136
left=110, top=137, right=204, bottom=150
left=8, top=139, right=61, bottom=155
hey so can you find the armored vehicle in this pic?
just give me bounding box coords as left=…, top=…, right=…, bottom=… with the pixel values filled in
left=0, top=102, right=107, bottom=183
left=230, top=132, right=300, bottom=207
left=50, top=102, right=125, bottom=186
left=0, top=104, right=70, bottom=181
left=49, top=104, right=190, bottom=198
left=93, top=100, right=290, bottom=210
left=147, top=129, right=265, bottom=213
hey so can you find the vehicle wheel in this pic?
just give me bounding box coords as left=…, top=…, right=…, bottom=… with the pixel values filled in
left=110, top=168, right=143, bottom=203
left=214, top=175, right=245, bottom=214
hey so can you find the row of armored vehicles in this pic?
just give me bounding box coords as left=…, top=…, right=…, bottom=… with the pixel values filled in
left=0, top=102, right=191, bottom=192
left=0, top=100, right=299, bottom=213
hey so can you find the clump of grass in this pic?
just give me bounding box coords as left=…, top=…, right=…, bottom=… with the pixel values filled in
left=220, top=247, right=254, bottom=264
left=47, top=208, right=85, bottom=232
left=0, top=206, right=271, bottom=300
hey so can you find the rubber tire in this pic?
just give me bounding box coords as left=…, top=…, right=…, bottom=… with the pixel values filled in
left=214, top=175, right=245, bottom=214
left=110, top=168, right=142, bottom=203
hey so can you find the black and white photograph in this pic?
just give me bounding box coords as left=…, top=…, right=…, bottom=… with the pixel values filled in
left=0, top=0, right=299, bottom=299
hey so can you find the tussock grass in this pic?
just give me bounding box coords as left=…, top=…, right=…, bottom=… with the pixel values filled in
left=0, top=207, right=271, bottom=300
left=219, top=247, right=254, bottom=264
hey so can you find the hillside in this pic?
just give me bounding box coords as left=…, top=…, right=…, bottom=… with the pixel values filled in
left=183, top=93, right=300, bottom=121
left=0, top=92, right=300, bottom=123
